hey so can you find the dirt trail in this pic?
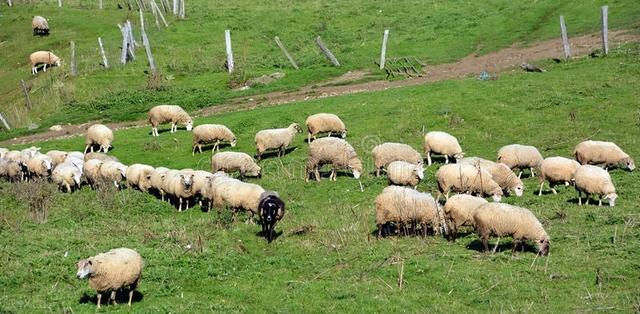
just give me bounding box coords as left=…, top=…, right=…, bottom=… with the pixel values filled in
left=3, top=30, right=638, bottom=146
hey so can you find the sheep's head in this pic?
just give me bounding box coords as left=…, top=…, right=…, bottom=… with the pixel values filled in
left=415, top=164, right=425, bottom=180
left=230, top=138, right=237, bottom=147
left=604, top=193, right=617, bottom=207
left=291, top=123, right=303, bottom=133
left=118, top=166, right=127, bottom=179
left=624, top=157, right=635, bottom=171
left=245, top=164, right=261, bottom=178
left=454, top=152, right=465, bottom=161
left=340, top=129, right=347, bottom=138
left=512, top=184, right=524, bottom=197
left=185, top=121, right=193, bottom=131
left=537, top=238, right=550, bottom=256
left=348, top=158, right=363, bottom=179
left=180, top=174, right=194, bottom=190
left=73, top=171, right=82, bottom=186
left=491, top=188, right=503, bottom=202
left=42, top=159, right=53, bottom=171
left=76, top=259, right=94, bottom=279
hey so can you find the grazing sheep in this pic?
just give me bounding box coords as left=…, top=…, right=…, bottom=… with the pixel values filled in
left=497, top=144, right=543, bottom=178
left=459, top=157, right=524, bottom=197
left=147, top=105, right=193, bottom=137
left=474, top=203, right=550, bottom=255
left=210, top=176, right=266, bottom=222
left=192, top=124, right=236, bottom=153
left=386, top=160, right=424, bottom=188
left=375, top=186, right=444, bottom=237
left=66, top=151, right=85, bottom=162
left=84, top=152, right=118, bottom=162
left=211, top=152, right=260, bottom=179
left=46, top=150, right=68, bottom=167
left=32, top=16, right=49, bottom=36
left=125, top=164, right=155, bottom=192
left=305, top=113, right=347, bottom=143
left=84, top=124, right=114, bottom=153
left=574, top=140, right=635, bottom=171
left=371, top=142, right=422, bottom=176
left=306, top=137, right=362, bottom=182
left=99, top=161, right=128, bottom=188
left=0, top=159, right=22, bottom=182
left=435, top=164, right=503, bottom=202
left=83, top=159, right=103, bottom=188
left=25, top=153, right=53, bottom=179
left=537, top=157, right=581, bottom=196
left=76, top=248, right=143, bottom=308
left=258, top=191, right=286, bottom=243
left=443, top=194, right=488, bottom=241
left=200, top=171, right=231, bottom=209
left=149, top=167, right=170, bottom=197
left=4, top=150, right=22, bottom=163
left=423, top=131, right=464, bottom=166
left=52, top=163, right=82, bottom=192
left=254, top=123, right=303, bottom=160
left=29, top=51, right=61, bottom=75
left=574, top=165, right=617, bottom=206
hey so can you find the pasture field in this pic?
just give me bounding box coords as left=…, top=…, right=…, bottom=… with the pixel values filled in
left=0, top=42, right=639, bottom=312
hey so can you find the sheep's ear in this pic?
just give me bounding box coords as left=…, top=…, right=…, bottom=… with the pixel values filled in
left=87, top=260, right=92, bottom=265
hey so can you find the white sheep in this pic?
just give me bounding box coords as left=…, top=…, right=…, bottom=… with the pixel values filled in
left=149, top=167, right=170, bottom=197
left=474, top=203, right=550, bottom=255
left=0, top=159, right=22, bottom=182
left=254, top=123, right=302, bottom=160
left=459, top=157, right=524, bottom=197
left=443, top=194, right=488, bottom=240
left=147, top=105, right=193, bottom=137
left=83, top=159, right=103, bottom=188
left=190, top=170, right=213, bottom=206
left=84, top=152, right=118, bottom=162
left=30, top=51, right=61, bottom=75
left=497, top=144, right=543, bottom=178
left=163, top=170, right=195, bottom=211
left=574, top=140, right=635, bottom=171
left=45, top=150, right=68, bottom=167
left=537, top=156, right=581, bottom=196
left=210, top=176, right=269, bottom=223
left=386, top=160, right=424, bottom=188
left=25, top=153, right=53, bottom=179
left=66, top=151, right=85, bottom=162
left=574, top=165, right=617, bottom=206
left=98, top=161, right=128, bottom=188
left=211, top=152, right=261, bottom=178
left=375, top=186, right=445, bottom=237
left=371, top=142, right=422, bottom=176
left=84, top=124, right=114, bottom=153
left=52, top=163, right=82, bottom=192
left=305, top=113, right=347, bottom=143
left=76, top=248, right=143, bottom=308
left=192, top=124, right=236, bottom=153
left=306, top=137, right=362, bottom=182
left=423, top=131, right=464, bottom=166
left=32, top=16, right=49, bottom=36
left=125, top=164, right=155, bottom=192
left=435, top=164, right=503, bottom=202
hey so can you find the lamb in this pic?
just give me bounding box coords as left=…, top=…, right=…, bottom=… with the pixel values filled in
left=84, top=124, right=114, bottom=153
left=375, top=186, right=444, bottom=237
left=254, top=123, right=303, bottom=160
left=84, top=152, right=118, bottom=162
left=76, top=248, right=143, bottom=308
left=83, top=159, right=103, bottom=188
left=163, top=170, right=195, bottom=211
left=371, top=142, right=423, bottom=176
left=305, top=137, right=362, bottom=182
left=125, top=164, right=155, bottom=192
left=443, top=194, right=488, bottom=241
left=537, top=156, right=581, bottom=196
left=46, top=150, right=68, bottom=167
left=0, top=159, right=22, bottom=182
left=211, top=152, right=261, bottom=178
left=210, top=177, right=269, bottom=223
left=30, top=51, right=61, bottom=75
left=149, top=167, right=170, bottom=197
left=98, top=161, right=128, bottom=188
left=258, top=191, right=286, bottom=243
left=192, top=124, right=236, bottom=153
left=25, top=153, right=53, bottom=179
left=386, top=160, right=424, bottom=188
left=474, top=203, right=550, bottom=255
left=497, top=144, right=543, bottom=178
left=574, top=165, right=617, bottom=206
left=435, top=164, right=503, bottom=202
left=423, top=131, right=464, bottom=166
left=305, top=113, right=347, bottom=143
left=52, top=162, right=82, bottom=192
left=32, top=16, right=49, bottom=36
left=459, top=157, right=524, bottom=196
left=574, top=140, right=635, bottom=171
left=147, top=105, right=193, bottom=137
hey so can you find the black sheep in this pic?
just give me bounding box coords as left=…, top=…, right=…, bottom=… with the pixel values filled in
left=258, top=192, right=285, bottom=243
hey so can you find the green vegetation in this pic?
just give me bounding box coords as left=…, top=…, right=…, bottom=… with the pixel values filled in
left=1, top=43, right=639, bottom=312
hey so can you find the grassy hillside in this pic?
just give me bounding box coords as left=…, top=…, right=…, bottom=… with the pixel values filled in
left=1, top=0, right=639, bottom=131
left=1, top=43, right=639, bottom=312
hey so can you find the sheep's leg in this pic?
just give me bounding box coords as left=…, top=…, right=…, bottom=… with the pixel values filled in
left=585, top=197, right=589, bottom=205
left=512, top=239, right=519, bottom=253
left=97, top=293, right=102, bottom=308
left=551, top=187, right=557, bottom=194
left=90, top=145, right=94, bottom=153
left=530, top=167, right=535, bottom=177
left=198, top=144, right=203, bottom=154
left=307, top=133, right=311, bottom=143
left=103, top=146, right=109, bottom=153
left=65, top=183, right=71, bottom=193
left=577, top=191, right=582, bottom=205
left=314, top=168, right=321, bottom=182
left=128, top=290, right=133, bottom=306
left=178, top=198, right=183, bottom=212
left=192, top=145, right=196, bottom=156
left=376, top=168, right=380, bottom=177
left=427, top=152, right=432, bottom=166
left=110, top=290, right=117, bottom=305
left=377, top=224, right=382, bottom=238
left=445, top=155, right=449, bottom=164
left=538, top=181, right=544, bottom=196
left=517, top=170, right=523, bottom=179
left=32, top=67, right=36, bottom=75
left=598, top=197, right=602, bottom=207
left=43, top=64, right=47, bottom=72
left=491, top=237, right=501, bottom=254
left=84, top=145, right=90, bottom=154
left=445, top=190, right=450, bottom=200
left=481, top=234, right=489, bottom=253
left=186, top=199, right=190, bottom=210
left=331, top=168, right=337, bottom=181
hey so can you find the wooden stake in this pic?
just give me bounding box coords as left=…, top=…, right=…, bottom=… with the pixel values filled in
left=380, top=29, right=389, bottom=69
left=225, top=29, right=234, bottom=73
left=173, top=0, right=177, bottom=15
left=120, top=23, right=130, bottom=64
left=274, top=36, right=299, bottom=70
left=58, top=0, right=62, bottom=7
left=560, top=16, right=571, bottom=59
left=152, top=0, right=169, bottom=27
left=126, top=20, right=139, bottom=49
left=0, top=113, right=11, bottom=130
left=70, top=41, right=77, bottom=76
left=20, top=80, right=31, bottom=109
left=98, top=0, right=103, bottom=9
left=150, top=0, right=161, bottom=30
left=601, top=6, right=609, bottom=55
left=140, top=10, right=157, bottom=72
left=98, top=37, right=109, bottom=68
left=315, top=36, right=340, bottom=67
left=179, top=0, right=185, bottom=19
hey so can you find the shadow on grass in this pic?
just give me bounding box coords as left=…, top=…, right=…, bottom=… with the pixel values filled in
left=255, top=230, right=284, bottom=242
left=255, top=146, right=297, bottom=160
left=79, top=290, right=144, bottom=307
left=466, top=239, right=538, bottom=254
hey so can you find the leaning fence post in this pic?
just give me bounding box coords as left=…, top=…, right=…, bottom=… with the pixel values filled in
left=7, top=0, right=12, bottom=7
left=380, top=29, right=389, bottom=69
left=315, top=36, right=340, bottom=67
left=120, top=23, right=130, bottom=64
left=0, top=113, right=11, bottom=131
left=274, top=36, right=299, bottom=70
left=601, top=6, right=609, bottom=55
left=98, top=37, right=109, bottom=68
left=173, top=0, right=177, bottom=15
left=225, top=29, right=234, bottom=73
left=70, top=41, right=77, bottom=76
left=20, top=80, right=31, bottom=109
left=560, top=16, right=571, bottom=59
left=98, top=0, right=103, bottom=9
left=140, top=10, right=157, bottom=72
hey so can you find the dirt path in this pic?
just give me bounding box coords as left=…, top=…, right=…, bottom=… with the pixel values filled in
left=3, top=30, right=638, bottom=146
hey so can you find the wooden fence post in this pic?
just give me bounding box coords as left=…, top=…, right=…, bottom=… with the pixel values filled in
left=274, top=36, right=299, bottom=70
left=560, top=16, right=571, bottom=59
left=315, top=36, right=340, bottom=67
left=225, top=29, right=234, bottom=73
left=150, top=0, right=161, bottom=30
left=0, top=113, right=11, bottom=131
left=601, top=6, right=609, bottom=55
left=173, top=0, right=177, bottom=15
left=98, top=0, right=102, bottom=9
left=380, top=29, right=389, bottom=69
left=179, top=0, right=185, bottom=19
left=98, top=37, right=109, bottom=68
left=20, top=80, right=31, bottom=109
left=70, top=41, right=77, bottom=76
left=151, top=0, right=168, bottom=27
left=58, top=0, right=62, bottom=7
left=140, top=10, right=157, bottom=72
left=120, top=23, right=130, bottom=64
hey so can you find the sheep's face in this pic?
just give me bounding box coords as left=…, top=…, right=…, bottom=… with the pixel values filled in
left=292, top=123, right=303, bottom=133
left=54, top=59, right=61, bottom=67
left=491, top=189, right=502, bottom=202
left=230, top=138, right=237, bottom=147
left=181, top=174, right=194, bottom=190
left=185, top=121, right=193, bottom=131
left=537, top=238, right=550, bottom=256
left=340, top=130, right=347, bottom=138
left=415, top=166, right=425, bottom=180
left=42, top=159, right=53, bottom=171
left=246, top=165, right=261, bottom=178
left=454, top=153, right=465, bottom=161
left=513, top=184, right=524, bottom=197
left=605, top=193, right=617, bottom=207
left=626, top=159, right=635, bottom=171
left=76, top=259, right=93, bottom=279
left=118, top=166, right=127, bottom=179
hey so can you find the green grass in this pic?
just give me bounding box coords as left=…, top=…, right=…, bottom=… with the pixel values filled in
left=1, top=0, right=639, bottom=132
left=1, top=43, right=640, bottom=312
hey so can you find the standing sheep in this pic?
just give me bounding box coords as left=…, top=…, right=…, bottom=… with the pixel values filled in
left=474, top=203, right=550, bottom=255
left=306, top=137, right=362, bottom=182
left=164, top=170, right=195, bottom=211
left=147, top=105, right=193, bottom=137
left=52, top=162, right=82, bottom=192
left=537, top=156, right=581, bottom=196
left=574, top=165, right=617, bottom=206
left=435, top=164, right=503, bottom=202
left=459, top=157, right=524, bottom=197
left=574, top=140, right=635, bottom=171
left=371, top=142, right=422, bottom=177
left=375, top=186, right=444, bottom=237
left=386, top=160, right=424, bottom=188
left=0, top=159, right=23, bottom=182
left=125, top=164, right=155, bottom=192
left=258, top=191, right=286, bottom=243
left=99, top=161, right=128, bottom=189
left=305, top=113, right=347, bottom=143
left=254, top=123, right=302, bottom=160
left=25, top=153, right=53, bottom=180
left=443, top=194, right=488, bottom=241
left=76, top=248, right=143, bottom=308
left=497, top=144, right=543, bottom=178
left=84, top=124, right=114, bottom=153
left=29, top=51, right=61, bottom=75
left=83, top=159, right=103, bottom=188
left=149, top=167, right=170, bottom=197
left=423, top=131, right=464, bottom=166
left=190, top=170, right=213, bottom=206
left=46, top=150, right=68, bottom=167
left=211, top=152, right=261, bottom=179
left=32, top=16, right=49, bottom=36
left=210, top=177, right=268, bottom=223
left=192, top=124, right=236, bottom=154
